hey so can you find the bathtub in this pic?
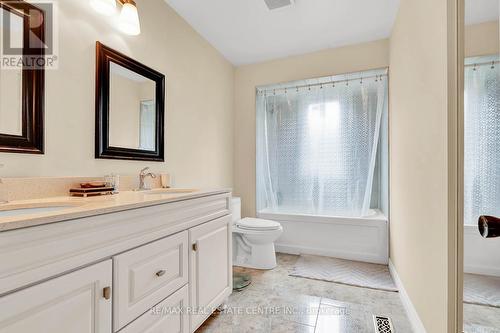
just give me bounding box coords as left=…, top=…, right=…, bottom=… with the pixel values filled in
left=464, top=224, right=500, bottom=277
left=257, top=208, right=389, bottom=264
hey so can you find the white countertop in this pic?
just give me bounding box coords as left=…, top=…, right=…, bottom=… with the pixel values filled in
left=0, top=188, right=231, bottom=232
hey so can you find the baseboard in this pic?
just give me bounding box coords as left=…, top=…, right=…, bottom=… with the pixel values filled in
left=388, top=259, right=427, bottom=333
left=275, top=243, right=387, bottom=264
left=464, top=264, right=500, bottom=277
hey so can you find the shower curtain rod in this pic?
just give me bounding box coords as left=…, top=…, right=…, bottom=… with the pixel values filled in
left=257, top=73, right=388, bottom=95
left=465, top=60, right=499, bottom=69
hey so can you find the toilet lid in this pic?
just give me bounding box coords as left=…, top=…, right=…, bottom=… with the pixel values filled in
left=236, top=218, right=281, bottom=231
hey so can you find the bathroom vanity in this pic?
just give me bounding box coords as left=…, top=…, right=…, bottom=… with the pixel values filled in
left=0, top=189, right=232, bottom=333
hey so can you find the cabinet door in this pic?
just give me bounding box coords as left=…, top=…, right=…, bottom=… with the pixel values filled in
left=0, top=260, right=112, bottom=333
left=189, top=215, right=232, bottom=331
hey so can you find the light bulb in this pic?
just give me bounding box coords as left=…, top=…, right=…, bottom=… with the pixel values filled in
left=90, top=0, right=117, bottom=16
left=118, top=2, right=141, bottom=36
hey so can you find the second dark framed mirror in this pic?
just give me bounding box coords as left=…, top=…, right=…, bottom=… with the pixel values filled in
left=0, top=0, right=45, bottom=154
left=95, top=42, right=165, bottom=161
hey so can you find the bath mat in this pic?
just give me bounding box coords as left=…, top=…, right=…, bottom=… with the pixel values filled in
left=290, top=255, right=398, bottom=292
left=464, top=273, right=500, bottom=308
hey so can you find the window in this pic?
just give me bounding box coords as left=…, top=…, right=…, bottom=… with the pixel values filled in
left=464, top=55, right=500, bottom=225
left=256, top=69, right=388, bottom=217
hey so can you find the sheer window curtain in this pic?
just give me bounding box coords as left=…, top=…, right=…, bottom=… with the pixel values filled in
left=256, top=70, right=388, bottom=217
left=464, top=56, right=500, bottom=225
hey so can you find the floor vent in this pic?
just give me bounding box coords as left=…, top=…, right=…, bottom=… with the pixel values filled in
left=373, top=315, right=395, bottom=333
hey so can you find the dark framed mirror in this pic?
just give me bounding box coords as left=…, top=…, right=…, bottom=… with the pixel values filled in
left=95, top=42, right=165, bottom=161
left=0, top=0, right=45, bottom=154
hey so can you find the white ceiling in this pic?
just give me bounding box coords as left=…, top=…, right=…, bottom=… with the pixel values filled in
left=164, top=0, right=400, bottom=65
left=164, top=0, right=499, bottom=66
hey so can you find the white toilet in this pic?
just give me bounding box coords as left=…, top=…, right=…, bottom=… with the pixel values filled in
left=231, top=197, right=283, bottom=269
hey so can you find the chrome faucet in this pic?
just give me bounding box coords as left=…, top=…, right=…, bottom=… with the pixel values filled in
left=138, top=167, right=156, bottom=191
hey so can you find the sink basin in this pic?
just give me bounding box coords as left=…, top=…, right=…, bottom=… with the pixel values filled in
left=143, top=188, right=198, bottom=195
left=0, top=205, right=77, bottom=218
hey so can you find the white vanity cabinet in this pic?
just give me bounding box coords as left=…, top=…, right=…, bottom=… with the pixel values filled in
left=0, top=260, right=112, bottom=333
left=0, top=191, right=232, bottom=333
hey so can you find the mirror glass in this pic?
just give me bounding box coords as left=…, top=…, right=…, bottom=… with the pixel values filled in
left=108, top=62, right=156, bottom=151
left=0, top=7, right=23, bottom=136
left=463, top=0, right=499, bottom=332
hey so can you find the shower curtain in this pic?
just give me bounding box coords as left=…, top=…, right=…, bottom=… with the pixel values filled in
left=464, top=57, right=500, bottom=225
left=256, top=74, right=388, bottom=217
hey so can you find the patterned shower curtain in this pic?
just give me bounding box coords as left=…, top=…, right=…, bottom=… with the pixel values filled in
left=464, top=56, right=500, bottom=225
left=256, top=71, right=388, bottom=217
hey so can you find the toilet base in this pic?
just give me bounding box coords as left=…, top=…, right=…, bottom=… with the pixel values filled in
left=233, top=238, right=278, bottom=270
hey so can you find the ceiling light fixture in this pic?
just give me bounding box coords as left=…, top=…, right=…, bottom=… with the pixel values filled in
left=118, top=0, right=141, bottom=36
left=90, top=0, right=141, bottom=36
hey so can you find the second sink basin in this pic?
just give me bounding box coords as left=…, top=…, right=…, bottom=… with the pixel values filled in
left=0, top=204, right=78, bottom=218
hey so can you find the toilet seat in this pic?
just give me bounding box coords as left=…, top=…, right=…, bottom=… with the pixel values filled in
left=236, top=217, right=281, bottom=231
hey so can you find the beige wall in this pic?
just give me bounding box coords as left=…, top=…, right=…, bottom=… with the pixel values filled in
left=0, top=9, right=23, bottom=136
left=108, top=73, right=155, bottom=149
left=234, top=39, right=390, bottom=217
left=465, top=21, right=499, bottom=57
left=0, top=70, right=22, bottom=136
left=389, top=0, right=455, bottom=332
left=109, top=74, right=142, bottom=149
left=0, top=0, right=234, bottom=189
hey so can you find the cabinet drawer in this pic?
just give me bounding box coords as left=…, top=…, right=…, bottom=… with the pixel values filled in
left=114, top=231, right=188, bottom=330
left=119, top=285, right=189, bottom=333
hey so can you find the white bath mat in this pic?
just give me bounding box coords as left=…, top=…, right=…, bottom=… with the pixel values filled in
left=290, top=255, right=398, bottom=292
left=464, top=273, right=500, bottom=308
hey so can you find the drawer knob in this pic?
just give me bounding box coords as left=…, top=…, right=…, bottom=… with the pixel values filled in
left=156, top=269, right=166, bottom=277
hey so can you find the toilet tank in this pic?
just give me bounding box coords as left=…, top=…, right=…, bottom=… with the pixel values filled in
left=231, top=197, right=241, bottom=222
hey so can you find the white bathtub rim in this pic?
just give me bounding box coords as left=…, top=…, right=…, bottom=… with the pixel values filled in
left=258, top=208, right=388, bottom=226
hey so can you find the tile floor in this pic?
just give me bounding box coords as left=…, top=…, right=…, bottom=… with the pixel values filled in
left=464, top=303, right=500, bottom=333
left=462, top=271, right=500, bottom=333
left=196, top=253, right=413, bottom=333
